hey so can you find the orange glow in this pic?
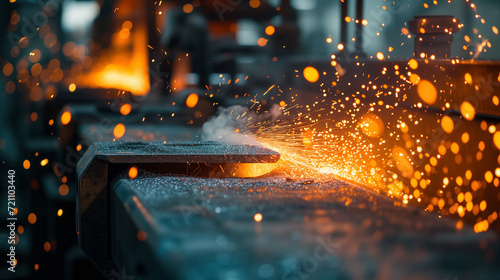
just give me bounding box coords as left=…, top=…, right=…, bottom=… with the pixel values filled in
left=441, top=116, right=454, bottom=134
left=494, top=131, right=500, bottom=150
left=254, top=213, right=263, bottom=222
left=79, top=20, right=150, bottom=95
left=265, top=25, right=275, bottom=36
left=303, top=66, right=319, bottom=83
left=417, top=79, right=437, bottom=105
left=465, top=73, right=473, bottom=84
left=359, top=113, right=384, bottom=138
left=249, top=0, right=260, bottom=8
left=493, top=26, right=499, bottom=35
left=186, top=93, right=199, bottom=108
left=44, top=242, right=51, bottom=252
left=137, top=231, right=147, bottom=241
left=257, top=37, right=268, bottom=47
left=23, top=160, right=30, bottom=170
left=279, top=101, right=286, bottom=107
left=28, top=213, right=37, bottom=224
left=231, top=163, right=278, bottom=177
left=61, top=111, right=71, bottom=125
left=326, top=37, right=333, bottom=43
left=462, top=132, right=470, bottom=143
left=118, top=28, right=130, bottom=39
left=409, top=59, right=418, bottom=70
left=129, top=167, right=138, bottom=179
left=59, top=184, right=69, bottom=196
left=345, top=16, right=351, bottom=22
left=57, top=209, right=63, bottom=216
left=337, top=43, right=344, bottom=51
left=40, top=159, right=49, bottom=166
left=376, top=52, right=384, bottom=60
left=409, top=73, right=420, bottom=84
left=183, top=3, right=194, bottom=13
left=114, top=123, right=126, bottom=139
left=122, top=21, right=133, bottom=30
left=392, top=146, right=414, bottom=178
left=3, top=63, right=13, bottom=76
left=120, top=104, right=132, bottom=115
left=68, top=83, right=76, bottom=92
left=460, top=101, right=475, bottom=120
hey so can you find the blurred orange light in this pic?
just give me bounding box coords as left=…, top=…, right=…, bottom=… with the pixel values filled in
left=59, top=184, right=69, bottom=196
left=183, top=4, right=194, bottom=13
left=257, top=37, right=268, bottom=47
left=61, top=111, right=71, bottom=125
left=249, top=0, right=260, bottom=8
left=113, top=123, right=126, bottom=139
left=129, top=167, right=138, bottom=179
left=120, top=104, right=132, bottom=115
left=28, top=213, right=37, bottom=224
left=186, top=93, right=199, bottom=108
left=254, top=213, right=263, bottom=222
left=303, top=66, right=319, bottom=83
left=417, top=79, right=437, bottom=105
left=265, top=25, right=275, bottom=36
left=137, top=231, right=147, bottom=241
left=409, top=59, right=418, bottom=70
left=441, top=116, right=454, bottom=134
left=460, top=101, right=475, bottom=121
left=23, top=160, right=30, bottom=170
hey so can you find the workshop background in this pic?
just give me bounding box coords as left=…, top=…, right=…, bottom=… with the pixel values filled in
left=1, top=0, right=500, bottom=280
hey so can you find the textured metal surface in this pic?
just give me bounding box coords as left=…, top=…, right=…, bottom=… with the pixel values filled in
left=111, top=173, right=500, bottom=280
left=77, top=141, right=280, bottom=277
left=81, top=141, right=280, bottom=164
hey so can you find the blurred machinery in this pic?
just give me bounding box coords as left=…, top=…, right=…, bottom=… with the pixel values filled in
left=1, top=0, right=500, bottom=280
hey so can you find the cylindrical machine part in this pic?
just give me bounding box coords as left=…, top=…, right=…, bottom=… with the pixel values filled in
left=409, top=15, right=460, bottom=59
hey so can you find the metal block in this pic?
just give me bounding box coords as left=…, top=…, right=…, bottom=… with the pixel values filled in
left=76, top=141, right=279, bottom=277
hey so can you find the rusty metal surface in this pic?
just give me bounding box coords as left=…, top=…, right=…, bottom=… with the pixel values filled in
left=111, top=173, right=500, bottom=280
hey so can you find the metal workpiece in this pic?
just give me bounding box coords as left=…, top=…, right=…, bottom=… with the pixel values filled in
left=111, top=174, right=500, bottom=280
left=76, top=141, right=280, bottom=277
left=409, top=15, right=461, bottom=59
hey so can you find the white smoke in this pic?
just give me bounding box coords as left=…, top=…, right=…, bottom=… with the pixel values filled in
left=201, top=104, right=282, bottom=144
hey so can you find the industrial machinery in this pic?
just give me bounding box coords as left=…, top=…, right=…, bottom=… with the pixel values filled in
left=1, top=0, right=500, bottom=279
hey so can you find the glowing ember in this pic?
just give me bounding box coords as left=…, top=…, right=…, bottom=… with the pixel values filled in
left=417, top=79, right=437, bottom=105
left=376, top=52, right=385, bottom=60
left=129, top=167, right=138, bottom=179
left=28, top=213, right=37, bottom=224
left=254, top=213, right=263, bottom=222
left=441, top=116, right=454, bottom=134
left=120, top=104, right=132, bottom=115
left=113, top=123, right=126, bottom=139
left=303, top=66, right=319, bottom=83
left=61, top=111, right=72, bottom=125
left=409, top=59, right=418, bottom=70
left=265, top=25, right=275, bottom=36
left=186, top=93, right=199, bottom=108
left=460, top=101, right=475, bottom=120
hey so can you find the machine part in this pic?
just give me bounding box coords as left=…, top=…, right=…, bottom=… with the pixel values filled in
left=76, top=141, right=280, bottom=277
left=409, top=15, right=461, bottom=59
left=110, top=174, right=500, bottom=280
